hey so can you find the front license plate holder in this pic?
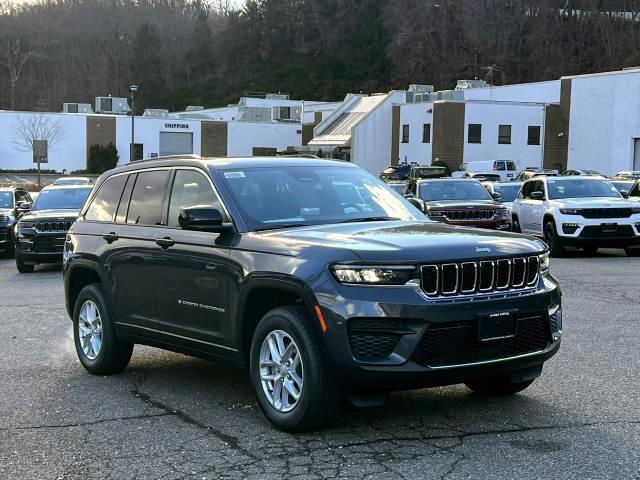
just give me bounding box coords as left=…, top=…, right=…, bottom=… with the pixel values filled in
left=601, top=223, right=618, bottom=233
left=478, top=311, right=516, bottom=342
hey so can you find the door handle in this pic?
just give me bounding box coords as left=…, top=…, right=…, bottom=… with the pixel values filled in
left=155, top=237, right=175, bottom=249
left=102, top=232, right=119, bottom=243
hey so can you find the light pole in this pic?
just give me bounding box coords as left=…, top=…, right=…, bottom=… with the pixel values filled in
left=129, top=84, right=138, bottom=162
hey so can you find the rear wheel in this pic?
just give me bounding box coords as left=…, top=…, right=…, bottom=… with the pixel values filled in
left=465, top=377, right=535, bottom=396
left=544, top=220, right=565, bottom=257
left=73, top=284, right=133, bottom=375
left=15, top=250, right=34, bottom=273
left=250, top=306, right=339, bottom=432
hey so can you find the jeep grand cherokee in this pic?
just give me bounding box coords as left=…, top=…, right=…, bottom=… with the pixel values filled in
left=63, top=157, right=562, bottom=432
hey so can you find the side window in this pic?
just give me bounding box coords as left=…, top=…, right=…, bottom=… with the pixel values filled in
left=407, top=181, right=417, bottom=196
left=85, top=175, right=128, bottom=222
left=115, top=174, right=135, bottom=223
left=126, top=170, right=170, bottom=225
left=167, top=170, right=227, bottom=228
left=631, top=182, right=640, bottom=197
left=15, top=191, right=31, bottom=204
left=532, top=180, right=545, bottom=198
left=506, top=161, right=517, bottom=171
left=521, top=181, right=531, bottom=199
left=496, top=161, right=506, bottom=171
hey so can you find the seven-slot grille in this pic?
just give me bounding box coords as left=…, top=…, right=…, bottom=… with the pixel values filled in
left=421, top=256, right=539, bottom=296
left=580, top=208, right=633, bottom=219
left=33, top=220, right=74, bottom=233
left=440, top=209, right=496, bottom=221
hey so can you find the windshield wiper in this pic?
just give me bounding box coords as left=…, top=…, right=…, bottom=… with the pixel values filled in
left=253, top=223, right=310, bottom=232
left=338, top=216, right=401, bottom=224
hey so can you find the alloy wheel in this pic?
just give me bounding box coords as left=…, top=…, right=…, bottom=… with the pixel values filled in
left=78, top=300, right=103, bottom=360
left=259, top=330, right=304, bottom=413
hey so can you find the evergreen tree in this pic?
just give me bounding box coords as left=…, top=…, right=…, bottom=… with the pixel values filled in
left=130, top=23, right=165, bottom=108
left=186, top=9, right=215, bottom=79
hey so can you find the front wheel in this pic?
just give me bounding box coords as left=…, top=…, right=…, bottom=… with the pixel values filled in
left=73, top=284, right=133, bottom=375
left=250, top=306, right=339, bottom=432
left=544, top=220, right=565, bottom=257
left=15, top=250, right=34, bottom=273
left=465, top=377, right=535, bottom=396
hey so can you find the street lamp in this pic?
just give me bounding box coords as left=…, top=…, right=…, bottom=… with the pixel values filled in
left=129, top=84, right=138, bottom=162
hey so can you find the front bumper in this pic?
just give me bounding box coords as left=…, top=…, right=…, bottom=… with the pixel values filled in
left=431, top=217, right=512, bottom=231
left=314, top=272, right=561, bottom=390
left=0, top=226, right=12, bottom=249
left=555, top=214, right=640, bottom=247
left=16, top=229, right=67, bottom=264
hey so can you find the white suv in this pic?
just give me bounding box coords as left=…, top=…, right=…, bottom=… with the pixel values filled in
left=512, top=176, right=640, bottom=256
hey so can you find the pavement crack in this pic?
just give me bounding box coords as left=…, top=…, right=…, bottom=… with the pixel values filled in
left=0, top=412, right=170, bottom=432
left=131, top=374, right=256, bottom=459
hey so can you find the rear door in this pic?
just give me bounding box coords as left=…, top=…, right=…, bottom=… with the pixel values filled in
left=517, top=181, right=535, bottom=233
left=153, top=168, right=234, bottom=350
left=529, top=180, right=547, bottom=235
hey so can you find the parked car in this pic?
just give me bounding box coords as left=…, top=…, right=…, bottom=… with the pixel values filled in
left=63, top=156, right=561, bottom=432
left=609, top=177, right=636, bottom=196
left=452, top=160, right=518, bottom=181
left=408, top=165, right=448, bottom=179
left=379, top=163, right=413, bottom=181
left=511, top=176, right=640, bottom=256
left=562, top=169, right=602, bottom=176
left=483, top=181, right=524, bottom=213
left=463, top=172, right=502, bottom=182
left=15, top=184, right=93, bottom=272
left=0, top=187, right=33, bottom=257
left=614, top=170, right=640, bottom=179
left=514, top=169, right=559, bottom=182
left=404, top=178, right=511, bottom=230
left=629, top=179, right=640, bottom=202
left=53, top=176, right=95, bottom=186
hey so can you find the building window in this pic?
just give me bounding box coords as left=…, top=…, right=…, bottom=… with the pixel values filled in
left=498, top=125, right=512, bottom=144
left=468, top=124, right=482, bottom=144
left=422, top=123, right=431, bottom=143
left=401, top=124, right=410, bottom=143
left=528, top=125, right=541, bottom=145
left=132, top=143, right=144, bottom=161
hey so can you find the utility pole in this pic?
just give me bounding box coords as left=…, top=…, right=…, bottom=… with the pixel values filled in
left=129, top=84, right=138, bottom=162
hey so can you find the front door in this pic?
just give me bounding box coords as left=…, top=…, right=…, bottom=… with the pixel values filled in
left=155, top=168, right=233, bottom=350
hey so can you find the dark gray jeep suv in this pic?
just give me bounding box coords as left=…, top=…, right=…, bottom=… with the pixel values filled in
left=63, top=157, right=562, bottom=432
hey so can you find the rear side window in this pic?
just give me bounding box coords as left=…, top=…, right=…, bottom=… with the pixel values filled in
left=85, top=175, right=127, bottom=222
left=506, top=161, right=517, bottom=171
left=167, top=170, right=226, bottom=228
left=126, top=170, right=170, bottom=225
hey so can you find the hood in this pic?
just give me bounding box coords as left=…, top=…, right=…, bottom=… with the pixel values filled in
left=424, top=200, right=503, bottom=209
left=20, top=209, right=81, bottom=221
left=549, top=197, right=636, bottom=208
left=254, top=220, right=546, bottom=263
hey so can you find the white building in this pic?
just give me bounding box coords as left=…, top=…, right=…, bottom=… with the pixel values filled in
left=307, top=91, right=407, bottom=174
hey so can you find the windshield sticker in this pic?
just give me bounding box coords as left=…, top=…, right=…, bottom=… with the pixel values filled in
left=224, top=171, right=246, bottom=179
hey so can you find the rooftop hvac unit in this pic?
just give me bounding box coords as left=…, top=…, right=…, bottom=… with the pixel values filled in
left=455, top=79, right=489, bottom=90
left=185, top=106, right=204, bottom=112
left=63, top=103, right=93, bottom=114
left=95, top=96, right=130, bottom=114
left=266, top=93, right=290, bottom=100
left=408, top=84, right=434, bottom=94
left=273, top=106, right=301, bottom=122
left=239, top=106, right=272, bottom=122
left=143, top=109, right=170, bottom=118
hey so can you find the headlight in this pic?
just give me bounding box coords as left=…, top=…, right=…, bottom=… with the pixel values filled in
left=496, top=208, right=510, bottom=218
left=560, top=208, right=581, bottom=215
left=539, top=252, right=550, bottom=272
left=331, top=265, right=416, bottom=285
left=425, top=210, right=443, bottom=217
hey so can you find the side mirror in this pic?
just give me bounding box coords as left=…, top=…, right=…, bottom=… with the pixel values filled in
left=406, top=196, right=426, bottom=211
left=16, top=201, right=31, bottom=212
left=491, top=192, right=502, bottom=201
left=619, top=189, right=630, bottom=198
left=530, top=191, right=545, bottom=201
left=178, top=206, right=233, bottom=233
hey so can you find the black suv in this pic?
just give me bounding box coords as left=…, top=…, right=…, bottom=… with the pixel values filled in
left=16, top=184, right=92, bottom=272
left=0, top=187, right=33, bottom=257
left=63, top=157, right=562, bottom=432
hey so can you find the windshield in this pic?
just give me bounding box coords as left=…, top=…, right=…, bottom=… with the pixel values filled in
left=546, top=179, right=621, bottom=200
left=217, top=165, right=422, bottom=231
left=0, top=192, right=12, bottom=209
left=55, top=178, right=90, bottom=185
left=32, top=187, right=92, bottom=211
left=611, top=181, right=634, bottom=192
left=492, top=184, right=522, bottom=202
left=418, top=181, right=492, bottom=202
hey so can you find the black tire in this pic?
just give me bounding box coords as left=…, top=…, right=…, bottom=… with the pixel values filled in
left=511, top=215, right=521, bottom=233
left=465, top=376, right=535, bottom=396
left=249, top=306, right=339, bottom=433
left=73, top=283, right=133, bottom=375
left=583, top=246, right=598, bottom=255
left=544, top=220, right=565, bottom=257
left=1, top=231, right=15, bottom=258
left=625, top=247, right=640, bottom=257
left=15, top=250, right=34, bottom=273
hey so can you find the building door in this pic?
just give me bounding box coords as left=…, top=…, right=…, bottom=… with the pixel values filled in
left=159, top=132, right=193, bottom=157
left=634, top=139, right=640, bottom=170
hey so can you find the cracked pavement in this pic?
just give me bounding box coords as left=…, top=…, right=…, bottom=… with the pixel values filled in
left=0, top=251, right=638, bottom=479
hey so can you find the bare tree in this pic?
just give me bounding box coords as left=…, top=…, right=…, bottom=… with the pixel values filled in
left=0, top=38, right=37, bottom=110
left=12, top=114, right=65, bottom=152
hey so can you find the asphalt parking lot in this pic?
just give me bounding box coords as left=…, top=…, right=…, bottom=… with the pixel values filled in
left=0, top=252, right=638, bottom=480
